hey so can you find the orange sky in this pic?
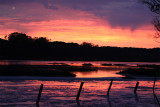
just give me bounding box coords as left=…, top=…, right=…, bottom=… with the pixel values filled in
left=0, top=0, right=159, bottom=48
left=1, top=19, right=159, bottom=48
left=30, top=22, right=160, bottom=48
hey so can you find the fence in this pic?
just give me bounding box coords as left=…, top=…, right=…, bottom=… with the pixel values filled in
left=35, top=79, right=160, bottom=106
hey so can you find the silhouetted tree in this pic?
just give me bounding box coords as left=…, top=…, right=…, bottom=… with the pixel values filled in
left=143, top=0, right=160, bottom=40
left=34, top=37, right=50, bottom=43
left=0, top=32, right=160, bottom=61
left=5, top=32, right=33, bottom=43
left=81, top=42, right=98, bottom=47
left=143, top=0, right=160, bottom=14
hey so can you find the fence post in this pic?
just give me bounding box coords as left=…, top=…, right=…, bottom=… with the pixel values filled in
left=76, top=82, right=84, bottom=101
left=134, top=82, right=139, bottom=93
left=153, top=80, right=156, bottom=93
left=36, top=84, right=43, bottom=105
left=107, top=79, right=113, bottom=96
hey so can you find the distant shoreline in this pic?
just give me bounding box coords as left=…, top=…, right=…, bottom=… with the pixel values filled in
left=1, top=33, right=160, bottom=62
left=0, top=76, right=159, bottom=81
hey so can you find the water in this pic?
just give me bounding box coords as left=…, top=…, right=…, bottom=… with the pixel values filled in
left=0, top=80, right=160, bottom=107
left=0, top=60, right=160, bottom=78
left=0, top=60, right=160, bottom=66
left=0, top=60, right=160, bottom=106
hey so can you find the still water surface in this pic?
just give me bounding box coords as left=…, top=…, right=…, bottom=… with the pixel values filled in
left=0, top=80, right=160, bottom=107
left=1, top=60, right=160, bottom=66
left=0, top=60, right=160, bottom=78
left=0, top=60, right=160, bottom=106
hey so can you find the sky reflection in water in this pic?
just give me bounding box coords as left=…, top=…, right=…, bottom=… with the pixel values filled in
left=0, top=61, right=160, bottom=106
left=0, top=80, right=160, bottom=107
left=0, top=60, right=160, bottom=78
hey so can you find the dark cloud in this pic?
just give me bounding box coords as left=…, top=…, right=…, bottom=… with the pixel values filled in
left=51, top=0, right=153, bottom=29
left=0, top=0, right=153, bottom=29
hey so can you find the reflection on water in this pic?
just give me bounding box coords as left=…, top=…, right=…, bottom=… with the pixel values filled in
left=1, top=61, right=160, bottom=106
left=0, top=80, right=160, bottom=107
left=1, top=60, right=160, bottom=66
left=73, top=70, right=123, bottom=78
left=0, top=60, right=160, bottom=78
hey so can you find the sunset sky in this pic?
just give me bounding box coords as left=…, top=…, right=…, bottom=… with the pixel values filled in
left=0, top=0, right=160, bottom=48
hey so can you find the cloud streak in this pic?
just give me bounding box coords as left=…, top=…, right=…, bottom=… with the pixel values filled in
left=0, top=0, right=158, bottom=48
left=0, top=0, right=153, bottom=29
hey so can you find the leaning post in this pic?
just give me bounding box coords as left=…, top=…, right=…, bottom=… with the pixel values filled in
left=36, top=84, right=43, bottom=105
left=107, top=79, right=113, bottom=96
left=134, top=82, right=139, bottom=93
left=76, top=82, right=84, bottom=101
left=153, top=79, right=156, bottom=93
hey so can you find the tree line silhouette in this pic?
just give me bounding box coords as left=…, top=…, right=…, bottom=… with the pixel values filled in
left=0, top=32, right=160, bottom=62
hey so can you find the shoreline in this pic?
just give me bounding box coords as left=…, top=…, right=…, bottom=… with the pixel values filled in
left=0, top=76, right=159, bottom=81
left=0, top=59, right=160, bottom=63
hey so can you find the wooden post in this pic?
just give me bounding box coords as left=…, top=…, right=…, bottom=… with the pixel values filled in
left=76, top=82, right=84, bottom=101
left=107, top=79, right=113, bottom=96
left=134, top=82, right=139, bottom=93
left=36, top=84, right=43, bottom=105
left=153, top=80, right=156, bottom=93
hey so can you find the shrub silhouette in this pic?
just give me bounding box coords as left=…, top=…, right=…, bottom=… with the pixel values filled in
left=0, top=32, right=160, bottom=61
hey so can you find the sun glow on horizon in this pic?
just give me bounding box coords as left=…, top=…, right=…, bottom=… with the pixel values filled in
left=0, top=19, right=159, bottom=48
left=0, top=19, right=157, bottom=48
left=0, top=1, right=159, bottom=49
